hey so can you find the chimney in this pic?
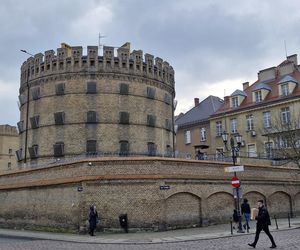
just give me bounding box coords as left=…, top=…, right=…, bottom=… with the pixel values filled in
left=287, top=54, right=298, bottom=66
left=224, top=96, right=230, bottom=105
left=242, top=82, right=249, bottom=90
left=194, top=98, right=199, bottom=107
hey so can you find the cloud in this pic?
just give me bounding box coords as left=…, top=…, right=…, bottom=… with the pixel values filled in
left=1, top=0, right=300, bottom=124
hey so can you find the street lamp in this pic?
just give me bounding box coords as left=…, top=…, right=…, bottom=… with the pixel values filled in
left=20, top=49, right=34, bottom=163
left=222, top=131, right=245, bottom=233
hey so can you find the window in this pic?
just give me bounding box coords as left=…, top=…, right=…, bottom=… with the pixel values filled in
left=264, top=142, right=273, bottom=159
left=281, top=83, right=289, bottom=96
left=30, top=115, right=40, bottom=129
left=200, top=128, right=206, bottom=141
left=184, top=130, right=191, bottom=144
left=247, top=144, right=257, bottom=158
left=147, top=142, right=157, bottom=156
left=216, top=121, right=222, bottom=136
left=16, top=149, right=23, bottom=161
left=230, top=118, right=238, bottom=133
left=165, top=119, right=172, bottom=131
left=8, top=148, right=12, bottom=155
left=119, top=112, right=129, bottom=124
left=28, top=145, right=38, bottom=159
left=263, top=111, right=271, bottom=128
left=31, top=87, right=40, bottom=100
left=146, top=87, right=156, bottom=99
left=55, top=83, right=65, bottom=95
left=246, top=114, right=254, bottom=131
left=8, top=162, right=11, bottom=169
left=120, top=83, right=129, bottom=95
left=119, top=140, right=129, bottom=156
left=164, top=93, right=171, bottom=105
left=254, top=91, right=262, bottom=102
left=278, top=136, right=290, bottom=148
left=17, top=121, right=24, bottom=133
left=53, top=142, right=64, bottom=157
left=87, top=82, right=97, bottom=94
left=87, top=111, right=97, bottom=123
left=281, top=107, right=290, bottom=124
left=54, top=112, right=65, bottom=125
left=231, top=97, right=239, bottom=108
left=86, top=140, right=97, bottom=155
left=166, top=145, right=172, bottom=157
left=147, top=115, right=156, bottom=127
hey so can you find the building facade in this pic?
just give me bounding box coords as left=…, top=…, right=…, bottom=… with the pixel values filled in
left=175, top=96, right=224, bottom=159
left=209, top=54, right=300, bottom=160
left=17, top=43, right=175, bottom=166
left=0, top=125, right=18, bottom=173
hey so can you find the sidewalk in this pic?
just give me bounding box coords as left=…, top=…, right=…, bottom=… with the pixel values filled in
left=0, top=217, right=299, bottom=244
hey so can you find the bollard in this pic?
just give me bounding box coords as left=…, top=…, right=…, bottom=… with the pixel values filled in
left=288, top=213, right=291, bottom=228
left=230, top=217, right=233, bottom=235
left=274, top=215, right=278, bottom=230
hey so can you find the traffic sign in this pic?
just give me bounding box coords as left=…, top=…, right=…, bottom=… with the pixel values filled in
left=231, top=176, right=241, bottom=188
left=225, top=165, right=244, bottom=173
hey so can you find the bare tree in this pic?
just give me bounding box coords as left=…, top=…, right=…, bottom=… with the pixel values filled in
left=263, top=112, right=300, bottom=168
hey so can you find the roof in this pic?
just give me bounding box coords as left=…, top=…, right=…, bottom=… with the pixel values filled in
left=278, top=75, right=298, bottom=84
left=231, top=89, right=247, bottom=97
left=175, top=95, right=224, bottom=128
left=253, top=82, right=272, bottom=91
left=213, top=55, right=300, bottom=116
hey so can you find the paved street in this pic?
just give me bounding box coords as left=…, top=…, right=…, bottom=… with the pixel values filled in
left=0, top=228, right=299, bottom=250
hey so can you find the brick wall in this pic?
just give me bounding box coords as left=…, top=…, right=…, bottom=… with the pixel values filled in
left=0, top=158, right=299, bottom=232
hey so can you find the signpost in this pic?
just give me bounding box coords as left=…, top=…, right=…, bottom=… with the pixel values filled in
left=231, top=176, right=241, bottom=188
left=225, top=165, right=244, bottom=173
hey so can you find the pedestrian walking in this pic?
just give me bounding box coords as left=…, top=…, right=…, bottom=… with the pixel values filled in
left=248, top=200, right=277, bottom=248
left=232, top=209, right=239, bottom=230
left=241, top=198, right=251, bottom=232
left=88, top=205, right=99, bottom=236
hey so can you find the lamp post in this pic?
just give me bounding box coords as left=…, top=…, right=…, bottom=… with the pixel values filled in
left=222, top=131, right=245, bottom=233
left=20, top=50, right=34, bottom=163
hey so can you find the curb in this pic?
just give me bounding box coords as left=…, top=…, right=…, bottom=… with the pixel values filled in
left=0, top=226, right=299, bottom=245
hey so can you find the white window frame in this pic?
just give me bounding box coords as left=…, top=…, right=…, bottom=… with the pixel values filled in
left=281, top=107, right=290, bottom=124
left=232, top=97, right=239, bottom=108
left=281, top=83, right=289, bottom=96
left=255, top=91, right=262, bottom=102
left=247, top=144, right=257, bottom=158
left=230, top=118, right=238, bottom=133
left=246, top=114, right=254, bottom=131
left=184, top=130, right=191, bottom=144
left=263, top=111, right=271, bottom=128
left=200, top=128, right=206, bottom=142
left=216, top=121, right=222, bottom=136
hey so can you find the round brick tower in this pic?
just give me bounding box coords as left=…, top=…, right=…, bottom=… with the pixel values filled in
left=17, top=43, right=175, bottom=165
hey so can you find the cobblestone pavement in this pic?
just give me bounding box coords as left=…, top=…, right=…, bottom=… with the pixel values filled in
left=0, top=228, right=299, bottom=250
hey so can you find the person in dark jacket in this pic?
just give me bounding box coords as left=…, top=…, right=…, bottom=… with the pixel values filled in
left=88, top=205, right=99, bottom=236
left=241, top=198, right=251, bottom=232
left=248, top=200, right=276, bottom=248
left=232, top=209, right=239, bottom=229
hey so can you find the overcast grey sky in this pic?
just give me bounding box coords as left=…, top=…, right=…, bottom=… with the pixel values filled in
left=1, top=0, right=300, bottom=125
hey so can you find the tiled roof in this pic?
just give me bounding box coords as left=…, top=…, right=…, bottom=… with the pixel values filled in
left=175, top=95, right=224, bottom=127
left=278, top=75, right=298, bottom=84
left=213, top=57, right=300, bottom=116
left=231, top=89, right=247, bottom=97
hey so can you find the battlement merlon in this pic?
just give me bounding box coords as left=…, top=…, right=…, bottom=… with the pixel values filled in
left=20, top=43, right=175, bottom=86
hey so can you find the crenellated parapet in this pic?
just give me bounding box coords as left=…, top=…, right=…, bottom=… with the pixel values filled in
left=20, top=42, right=175, bottom=87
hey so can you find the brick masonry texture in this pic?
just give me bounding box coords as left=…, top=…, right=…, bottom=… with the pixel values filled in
left=0, top=158, right=299, bottom=232
left=18, top=44, right=175, bottom=166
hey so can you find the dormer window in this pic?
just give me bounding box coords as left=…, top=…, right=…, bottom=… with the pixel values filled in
left=254, top=91, right=262, bottom=102
left=232, top=97, right=239, bottom=108
left=280, top=83, right=289, bottom=96
left=278, top=75, right=298, bottom=96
